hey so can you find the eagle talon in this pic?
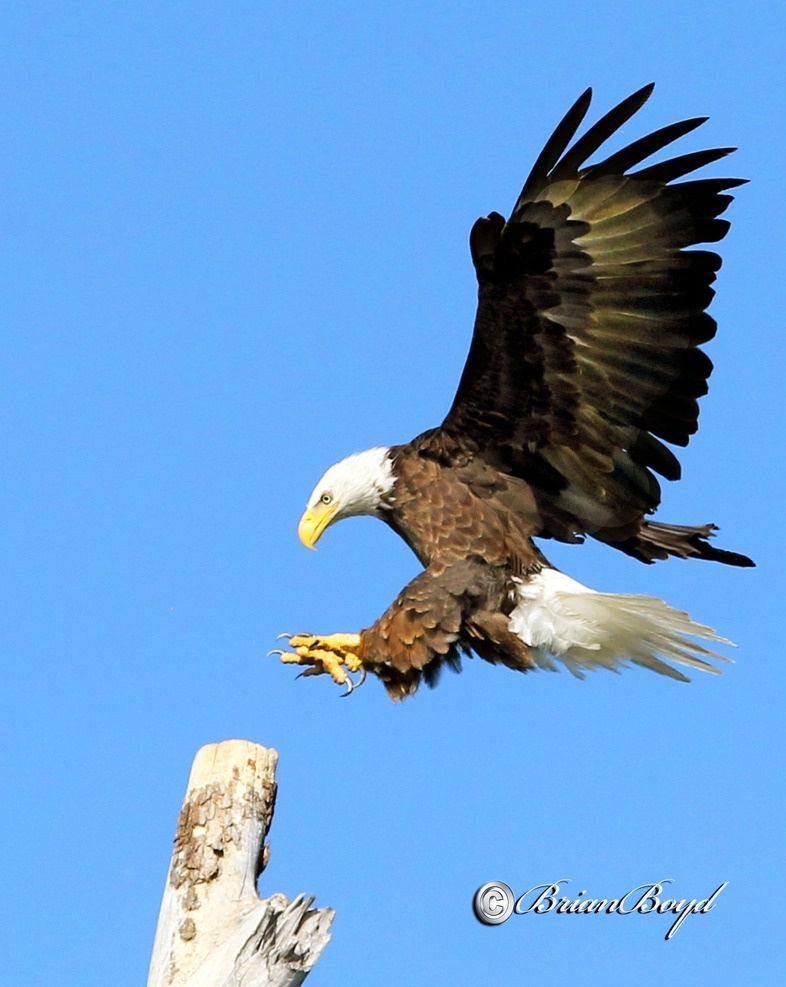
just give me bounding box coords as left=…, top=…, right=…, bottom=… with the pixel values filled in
left=340, top=665, right=368, bottom=697
left=275, top=631, right=365, bottom=692
left=297, top=666, right=326, bottom=680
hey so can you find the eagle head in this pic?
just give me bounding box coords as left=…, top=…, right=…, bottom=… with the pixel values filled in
left=298, top=447, right=395, bottom=549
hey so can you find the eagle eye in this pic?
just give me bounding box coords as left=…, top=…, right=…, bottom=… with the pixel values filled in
left=320, top=492, right=333, bottom=505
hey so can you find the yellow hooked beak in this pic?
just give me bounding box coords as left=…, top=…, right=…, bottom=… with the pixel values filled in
left=298, top=501, right=339, bottom=549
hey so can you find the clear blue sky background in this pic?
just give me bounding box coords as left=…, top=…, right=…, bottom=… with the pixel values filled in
left=0, top=3, right=782, bottom=985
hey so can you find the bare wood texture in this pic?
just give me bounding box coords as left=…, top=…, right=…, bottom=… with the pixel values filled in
left=148, top=740, right=334, bottom=987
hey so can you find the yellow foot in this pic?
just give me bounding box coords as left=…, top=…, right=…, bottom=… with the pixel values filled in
left=271, top=632, right=366, bottom=694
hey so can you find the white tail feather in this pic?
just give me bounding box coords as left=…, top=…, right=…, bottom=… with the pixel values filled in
left=508, top=569, right=732, bottom=681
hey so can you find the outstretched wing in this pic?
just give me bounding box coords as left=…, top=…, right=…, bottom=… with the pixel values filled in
left=432, top=84, right=744, bottom=539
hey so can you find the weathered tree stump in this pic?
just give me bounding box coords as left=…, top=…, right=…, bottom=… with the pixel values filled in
left=147, top=740, right=334, bottom=987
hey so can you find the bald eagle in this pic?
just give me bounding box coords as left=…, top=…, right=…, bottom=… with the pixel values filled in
left=275, top=84, right=753, bottom=700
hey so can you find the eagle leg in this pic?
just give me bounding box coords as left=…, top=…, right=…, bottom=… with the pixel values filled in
left=275, top=632, right=365, bottom=691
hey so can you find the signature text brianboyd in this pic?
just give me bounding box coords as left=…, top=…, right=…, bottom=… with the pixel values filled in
left=473, top=878, right=728, bottom=940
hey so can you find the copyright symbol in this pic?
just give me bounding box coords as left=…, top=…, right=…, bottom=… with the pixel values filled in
left=473, top=881, right=514, bottom=925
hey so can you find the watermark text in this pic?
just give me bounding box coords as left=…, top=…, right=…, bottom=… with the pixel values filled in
left=473, top=878, right=727, bottom=940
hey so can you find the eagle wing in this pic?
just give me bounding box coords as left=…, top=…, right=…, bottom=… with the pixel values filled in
left=431, top=84, right=745, bottom=541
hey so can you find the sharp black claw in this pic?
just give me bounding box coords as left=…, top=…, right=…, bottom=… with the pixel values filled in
left=267, top=649, right=285, bottom=658
left=339, top=665, right=367, bottom=698
left=276, top=632, right=292, bottom=642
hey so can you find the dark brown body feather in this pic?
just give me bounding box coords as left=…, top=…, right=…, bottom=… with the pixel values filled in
left=350, top=85, right=753, bottom=698
left=360, top=446, right=543, bottom=699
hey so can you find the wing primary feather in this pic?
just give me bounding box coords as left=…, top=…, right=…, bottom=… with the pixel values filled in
left=676, top=177, right=748, bottom=195
left=588, top=118, right=708, bottom=175
left=549, top=82, right=656, bottom=180
left=633, top=147, right=736, bottom=182
left=515, top=88, right=593, bottom=205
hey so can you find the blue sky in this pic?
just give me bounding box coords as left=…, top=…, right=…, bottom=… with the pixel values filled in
left=0, top=3, right=783, bottom=984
